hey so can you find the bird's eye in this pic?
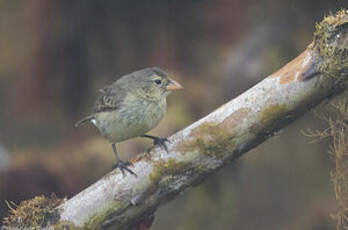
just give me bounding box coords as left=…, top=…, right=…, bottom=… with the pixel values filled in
left=154, top=79, right=162, bottom=85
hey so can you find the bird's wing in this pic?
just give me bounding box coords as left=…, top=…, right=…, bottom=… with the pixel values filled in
left=93, top=84, right=126, bottom=113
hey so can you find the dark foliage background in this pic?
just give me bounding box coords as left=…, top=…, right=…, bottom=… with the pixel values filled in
left=0, top=1, right=345, bottom=229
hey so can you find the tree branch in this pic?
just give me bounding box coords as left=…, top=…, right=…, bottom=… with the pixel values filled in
left=56, top=10, right=348, bottom=229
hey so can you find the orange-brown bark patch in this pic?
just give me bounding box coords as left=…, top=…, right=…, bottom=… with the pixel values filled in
left=269, top=49, right=313, bottom=84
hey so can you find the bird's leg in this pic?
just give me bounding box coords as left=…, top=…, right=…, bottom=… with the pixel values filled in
left=111, top=143, right=137, bottom=177
left=141, top=134, right=169, bottom=152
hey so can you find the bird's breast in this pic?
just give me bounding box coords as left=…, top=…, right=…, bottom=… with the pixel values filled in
left=93, top=98, right=166, bottom=143
left=128, top=98, right=166, bottom=131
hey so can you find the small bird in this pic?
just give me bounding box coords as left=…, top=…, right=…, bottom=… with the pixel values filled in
left=75, top=67, right=183, bottom=176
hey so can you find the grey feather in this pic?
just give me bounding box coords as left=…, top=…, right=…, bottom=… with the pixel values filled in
left=74, top=114, right=95, bottom=127
left=93, top=83, right=126, bottom=113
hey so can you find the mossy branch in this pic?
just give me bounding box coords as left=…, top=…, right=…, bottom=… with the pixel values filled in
left=3, top=9, right=348, bottom=230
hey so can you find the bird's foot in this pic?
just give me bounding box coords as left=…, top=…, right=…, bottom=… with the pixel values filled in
left=112, top=160, right=137, bottom=177
left=141, top=135, right=170, bottom=153
left=153, top=137, right=169, bottom=152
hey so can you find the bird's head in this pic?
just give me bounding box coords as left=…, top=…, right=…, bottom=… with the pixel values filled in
left=131, top=67, right=183, bottom=100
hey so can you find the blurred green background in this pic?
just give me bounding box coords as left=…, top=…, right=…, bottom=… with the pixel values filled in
left=0, top=0, right=345, bottom=229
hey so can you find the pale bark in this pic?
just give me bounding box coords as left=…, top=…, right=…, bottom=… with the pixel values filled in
left=56, top=10, right=348, bottom=230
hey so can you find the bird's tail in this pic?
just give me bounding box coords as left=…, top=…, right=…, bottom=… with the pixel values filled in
left=75, top=115, right=94, bottom=128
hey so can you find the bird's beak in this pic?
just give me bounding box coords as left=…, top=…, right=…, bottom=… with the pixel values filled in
left=166, top=78, right=183, bottom=91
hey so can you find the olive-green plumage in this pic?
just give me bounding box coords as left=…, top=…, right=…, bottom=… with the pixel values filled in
left=75, top=67, right=183, bottom=176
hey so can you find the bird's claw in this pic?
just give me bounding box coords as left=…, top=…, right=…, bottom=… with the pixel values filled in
left=153, top=137, right=169, bottom=152
left=141, top=135, right=170, bottom=153
left=112, top=160, right=137, bottom=177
